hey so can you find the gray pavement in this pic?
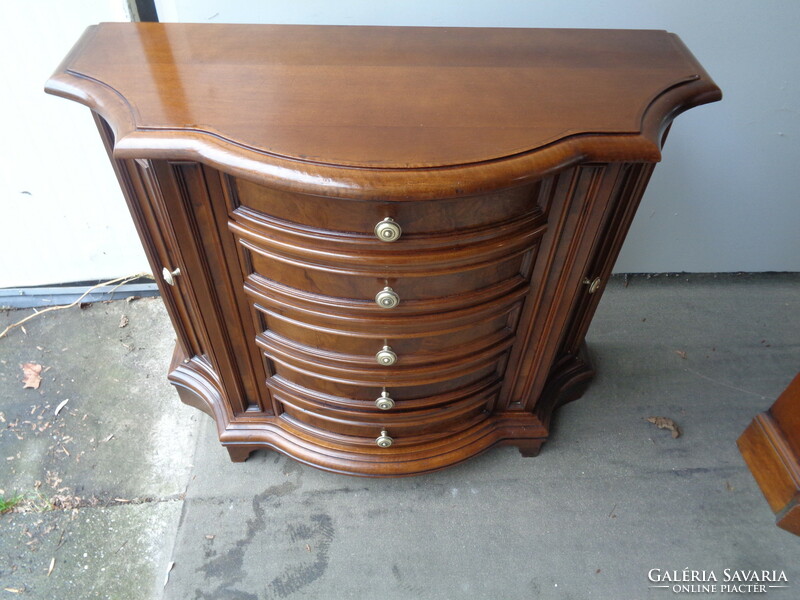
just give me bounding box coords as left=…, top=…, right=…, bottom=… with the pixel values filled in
left=1, top=274, right=798, bottom=599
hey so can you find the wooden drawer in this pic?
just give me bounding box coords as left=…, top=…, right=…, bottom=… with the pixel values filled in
left=261, top=309, right=515, bottom=357
left=266, top=348, right=508, bottom=402
left=245, top=264, right=529, bottom=328
left=278, top=410, right=492, bottom=449
left=269, top=376, right=499, bottom=440
left=258, top=325, right=514, bottom=380
left=234, top=177, right=545, bottom=235
left=245, top=251, right=532, bottom=304
left=232, top=209, right=542, bottom=305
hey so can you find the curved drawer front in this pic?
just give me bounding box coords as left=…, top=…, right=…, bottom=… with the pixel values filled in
left=245, top=251, right=533, bottom=304
left=266, top=345, right=508, bottom=402
left=257, top=328, right=514, bottom=386
left=246, top=274, right=525, bottom=356
left=260, top=308, right=515, bottom=357
left=268, top=376, right=500, bottom=439
left=270, top=374, right=499, bottom=413
left=233, top=177, right=546, bottom=235
left=230, top=202, right=546, bottom=262
left=233, top=217, right=542, bottom=304
left=278, top=410, right=492, bottom=449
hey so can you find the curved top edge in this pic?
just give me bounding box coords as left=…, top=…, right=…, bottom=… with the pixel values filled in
left=45, top=24, right=721, bottom=200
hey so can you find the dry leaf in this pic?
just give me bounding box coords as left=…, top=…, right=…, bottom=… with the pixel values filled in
left=674, top=350, right=687, bottom=360
left=645, top=416, right=681, bottom=438
left=54, top=399, right=70, bottom=416
left=21, top=363, right=43, bottom=389
left=119, top=315, right=129, bottom=328
left=47, top=557, right=55, bottom=576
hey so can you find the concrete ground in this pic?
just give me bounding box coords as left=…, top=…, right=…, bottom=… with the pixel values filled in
left=0, top=274, right=798, bottom=599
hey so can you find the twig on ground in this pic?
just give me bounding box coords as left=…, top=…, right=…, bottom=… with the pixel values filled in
left=0, top=273, right=152, bottom=340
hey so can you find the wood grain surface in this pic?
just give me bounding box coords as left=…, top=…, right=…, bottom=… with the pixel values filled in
left=739, top=374, right=800, bottom=535
left=47, top=23, right=721, bottom=200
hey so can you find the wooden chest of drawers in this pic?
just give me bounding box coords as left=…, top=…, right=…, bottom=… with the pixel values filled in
left=46, top=23, right=720, bottom=476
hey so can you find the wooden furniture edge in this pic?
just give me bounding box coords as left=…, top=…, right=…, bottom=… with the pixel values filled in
left=738, top=411, right=800, bottom=535
left=44, top=26, right=721, bottom=201
left=167, top=341, right=592, bottom=476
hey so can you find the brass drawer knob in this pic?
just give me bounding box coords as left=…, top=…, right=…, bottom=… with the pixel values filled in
left=376, top=430, right=394, bottom=448
left=374, top=217, right=402, bottom=242
left=582, top=276, right=602, bottom=294
left=375, top=391, right=395, bottom=411
left=375, top=287, right=400, bottom=309
left=375, top=346, right=397, bottom=366
left=162, top=267, right=181, bottom=286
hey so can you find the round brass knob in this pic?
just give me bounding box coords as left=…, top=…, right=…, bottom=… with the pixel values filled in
left=582, top=277, right=602, bottom=294
left=374, top=217, right=402, bottom=242
left=375, top=287, right=400, bottom=309
left=162, top=267, right=181, bottom=286
left=375, top=391, right=395, bottom=411
left=375, top=346, right=397, bottom=366
left=376, top=430, right=393, bottom=448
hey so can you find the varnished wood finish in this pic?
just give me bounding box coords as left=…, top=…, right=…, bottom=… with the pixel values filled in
left=738, top=374, right=800, bottom=536
left=47, top=23, right=720, bottom=200
left=47, top=24, right=720, bottom=476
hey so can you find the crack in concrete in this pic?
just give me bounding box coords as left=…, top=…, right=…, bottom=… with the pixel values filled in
left=8, top=492, right=186, bottom=514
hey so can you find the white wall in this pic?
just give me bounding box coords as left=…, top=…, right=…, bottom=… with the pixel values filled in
left=0, top=1, right=149, bottom=288
left=2, top=2, right=797, bottom=287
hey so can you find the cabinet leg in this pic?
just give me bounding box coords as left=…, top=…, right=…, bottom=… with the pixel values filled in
left=226, top=445, right=257, bottom=463
left=515, top=440, right=544, bottom=458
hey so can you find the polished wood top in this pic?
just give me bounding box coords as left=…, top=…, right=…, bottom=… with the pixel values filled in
left=47, top=23, right=720, bottom=198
